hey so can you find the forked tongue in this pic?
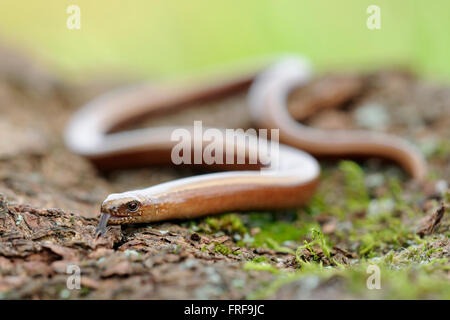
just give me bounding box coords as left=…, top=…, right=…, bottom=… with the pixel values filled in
left=95, top=213, right=111, bottom=238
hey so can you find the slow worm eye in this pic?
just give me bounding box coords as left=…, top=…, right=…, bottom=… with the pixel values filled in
left=127, top=201, right=140, bottom=212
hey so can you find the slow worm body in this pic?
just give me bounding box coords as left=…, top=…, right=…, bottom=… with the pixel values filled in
left=64, top=57, right=426, bottom=235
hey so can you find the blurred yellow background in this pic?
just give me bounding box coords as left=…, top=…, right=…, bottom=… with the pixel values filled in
left=1, top=0, right=449, bottom=80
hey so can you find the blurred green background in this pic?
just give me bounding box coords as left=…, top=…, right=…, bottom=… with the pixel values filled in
left=1, top=0, right=449, bottom=80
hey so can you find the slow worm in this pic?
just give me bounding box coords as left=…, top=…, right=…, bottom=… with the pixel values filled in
left=64, top=57, right=427, bottom=235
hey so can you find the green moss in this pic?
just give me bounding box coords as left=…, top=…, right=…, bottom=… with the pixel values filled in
left=200, top=213, right=248, bottom=235
left=247, top=274, right=301, bottom=299
left=303, top=192, right=329, bottom=216
left=338, top=160, right=369, bottom=212
left=243, top=164, right=449, bottom=299
left=246, top=260, right=450, bottom=299
left=243, top=261, right=282, bottom=274
left=429, top=139, right=450, bottom=159
left=264, top=238, right=296, bottom=254
left=311, top=228, right=331, bottom=258
left=252, top=256, right=269, bottom=263
left=213, top=243, right=235, bottom=256
left=80, top=286, right=90, bottom=297
left=387, top=177, right=404, bottom=202
left=350, top=212, right=419, bottom=257
left=252, top=221, right=318, bottom=252
left=192, top=157, right=448, bottom=298
left=295, top=228, right=334, bottom=267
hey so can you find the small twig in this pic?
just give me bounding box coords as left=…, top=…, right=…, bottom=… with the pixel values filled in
left=417, top=202, right=446, bottom=237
